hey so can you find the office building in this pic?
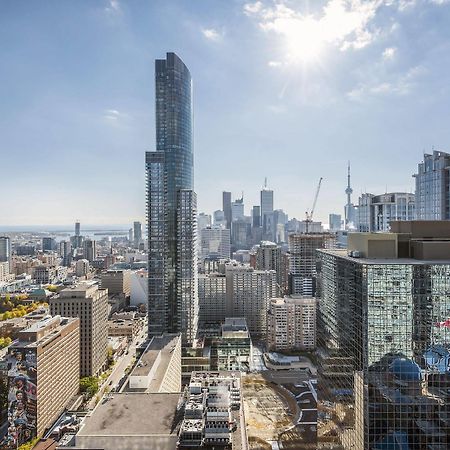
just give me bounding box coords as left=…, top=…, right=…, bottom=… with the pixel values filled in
left=199, top=226, right=231, bottom=261
left=356, top=192, right=415, bottom=232
left=133, top=221, right=142, bottom=248
left=288, top=233, right=336, bottom=296
left=146, top=53, right=198, bottom=344
left=231, top=196, right=244, bottom=221
left=414, top=150, right=450, bottom=220
left=5, top=316, right=79, bottom=447
left=75, top=259, right=90, bottom=277
left=252, top=205, right=261, bottom=228
left=75, top=221, right=81, bottom=237
left=128, top=228, right=133, bottom=243
left=317, top=221, right=450, bottom=449
left=0, top=236, right=11, bottom=267
left=100, top=269, right=131, bottom=297
left=42, top=237, right=55, bottom=252
left=198, top=273, right=227, bottom=327
left=222, top=191, right=232, bottom=229
left=231, top=218, right=249, bottom=251
left=213, top=209, right=226, bottom=228
left=267, top=295, right=316, bottom=351
left=225, top=265, right=277, bottom=337
left=198, top=213, right=211, bottom=230
left=59, top=240, right=72, bottom=267
left=329, top=213, right=341, bottom=231
left=260, top=179, right=274, bottom=240
left=50, top=283, right=108, bottom=377
left=83, top=239, right=96, bottom=263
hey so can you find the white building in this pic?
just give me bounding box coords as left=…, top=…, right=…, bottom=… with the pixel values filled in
left=199, top=226, right=231, bottom=260
left=75, top=259, right=90, bottom=277
left=197, top=213, right=212, bottom=230
left=130, top=270, right=148, bottom=307
left=267, top=295, right=316, bottom=351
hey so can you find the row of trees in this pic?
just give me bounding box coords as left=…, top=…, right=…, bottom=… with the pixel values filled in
left=0, top=302, right=47, bottom=321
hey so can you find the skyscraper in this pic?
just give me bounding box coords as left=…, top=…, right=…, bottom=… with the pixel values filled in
left=317, top=222, right=450, bottom=449
left=75, top=221, right=81, bottom=237
left=0, top=236, right=11, bottom=267
left=329, top=213, right=341, bottom=231
left=414, top=150, right=450, bottom=220
left=146, top=52, right=198, bottom=343
left=83, top=238, right=96, bottom=262
left=222, top=191, right=232, bottom=229
left=133, top=221, right=142, bottom=248
left=260, top=178, right=274, bottom=239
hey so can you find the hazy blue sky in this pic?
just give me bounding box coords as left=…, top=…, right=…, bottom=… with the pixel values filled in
left=2, top=0, right=450, bottom=226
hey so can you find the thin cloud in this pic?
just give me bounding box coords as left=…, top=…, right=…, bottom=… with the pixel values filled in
left=382, top=46, right=397, bottom=60
left=244, top=0, right=385, bottom=55
left=268, top=60, right=282, bottom=67
left=201, top=28, right=223, bottom=41
left=105, top=0, right=121, bottom=15
left=347, top=64, right=428, bottom=100
left=103, top=109, right=122, bottom=121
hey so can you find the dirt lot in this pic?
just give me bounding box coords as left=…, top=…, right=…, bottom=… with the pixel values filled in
left=242, top=374, right=299, bottom=449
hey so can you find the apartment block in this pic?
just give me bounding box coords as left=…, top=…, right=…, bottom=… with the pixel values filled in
left=50, top=283, right=108, bottom=377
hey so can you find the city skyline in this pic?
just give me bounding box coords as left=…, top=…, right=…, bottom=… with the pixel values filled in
left=3, top=1, right=450, bottom=225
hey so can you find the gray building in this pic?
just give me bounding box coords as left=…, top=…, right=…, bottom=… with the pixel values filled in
left=146, top=53, right=198, bottom=344
left=198, top=273, right=227, bottom=327
left=133, top=221, right=142, bottom=248
left=0, top=236, right=11, bottom=267
left=356, top=192, right=415, bottom=232
left=317, top=222, right=450, bottom=449
left=261, top=182, right=274, bottom=239
left=329, top=213, right=342, bottom=231
left=414, top=150, right=450, bottom=220
left=83, top=239, right=97, bottom=263
left=199, top=226, right=231, bottom=261
left=222, top=191, right=232, bottom=229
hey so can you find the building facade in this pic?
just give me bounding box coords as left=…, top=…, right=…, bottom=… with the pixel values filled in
left=288, top=233, right=336, bottom=296
left=199, top=226, right=231, bottom=261
left=317, top=223, right=450, bottom=449
left=225, top=265, right=277, bottom=337
left=50, top=283, right=108, bottom=377
left=5, top=316, right=79, bottom=447
left=146, top=52, right=198, bottom=344
left=267, top=295, right=316, bottom=351
left=198, top=273, right=227, bottom=327
left=222, top=191, right=232, bottom=229
left=356, top=192, right=415, bottom=232
left=414, top=150, right=450, bottom=220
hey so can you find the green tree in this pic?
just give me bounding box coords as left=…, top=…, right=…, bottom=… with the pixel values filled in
left=80, top=376, right=99, bottom=398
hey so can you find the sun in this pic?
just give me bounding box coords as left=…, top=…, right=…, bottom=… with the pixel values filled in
left=280, top=16, right=325, bottom=65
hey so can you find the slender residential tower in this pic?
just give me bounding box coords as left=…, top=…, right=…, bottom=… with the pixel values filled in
left=146, top=53, right=198, bottom=344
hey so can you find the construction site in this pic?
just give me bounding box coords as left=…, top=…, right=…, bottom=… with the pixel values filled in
left=242, top=373, right=313, bottom=450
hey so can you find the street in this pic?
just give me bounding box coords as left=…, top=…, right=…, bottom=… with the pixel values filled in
left=87, top=319, right=148, bottom=409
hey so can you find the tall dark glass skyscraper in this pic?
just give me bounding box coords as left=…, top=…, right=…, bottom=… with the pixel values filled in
left=146, top=53, right=198, bottom=344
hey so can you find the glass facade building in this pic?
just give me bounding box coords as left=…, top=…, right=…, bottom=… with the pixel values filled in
left=317, top=247, right=450, bottom=449
left=414, top=150, right=450, bottom=220
left=146, top=52, right=198, bottom=343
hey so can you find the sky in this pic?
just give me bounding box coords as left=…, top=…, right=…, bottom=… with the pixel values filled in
left=2, top=0, right=450, bottom=227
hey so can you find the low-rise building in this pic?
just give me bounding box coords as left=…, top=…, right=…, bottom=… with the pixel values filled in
left=126, top=334, right=181, bottom=393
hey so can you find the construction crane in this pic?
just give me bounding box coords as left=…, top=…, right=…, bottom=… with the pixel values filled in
left=305, top=177, right=323, bottom=233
